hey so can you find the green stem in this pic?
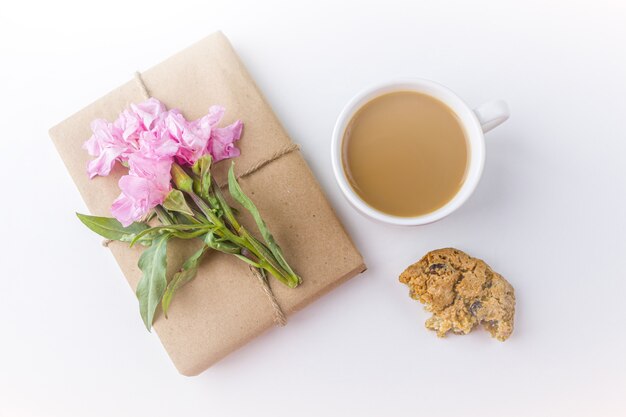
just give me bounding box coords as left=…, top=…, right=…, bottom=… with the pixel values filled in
left=183, top=187, right=296, bottom=288
left=190, top=208, right=208, bottom=223
left=130, top=224, right=214, bottom=246
left=181, top=212, right=201, bottom=224
left=258, top=260, right=292, bottom=287
left=154, top=205, right=174, bottom=225
left=186, top=191, right=248, bottom=247
left=211, top=178, right=240, bottom=231
left=170, top=229, right=210, bottom=240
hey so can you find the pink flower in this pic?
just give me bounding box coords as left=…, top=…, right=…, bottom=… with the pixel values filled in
left=208, top=119, right=243, bottom=161
left=110, top=155, right=173, bottom=226
left=84, top=98, right=244, bottom=224
left=195, top=105, right=226, bottom=135
left=165, top=110, right=208, bottom=165
left=137, top=127, right=179, bottom=161
left=84, top=99, right=171, bottom=178
left=166, top=105, right=242, bottom=165
left=83, top=119, right=128, bottom=179
left=127, top=152, right=173, bottom=185
left=113, top=109, right=142, bottom=154
left=130, top=98, right=167, bottom=131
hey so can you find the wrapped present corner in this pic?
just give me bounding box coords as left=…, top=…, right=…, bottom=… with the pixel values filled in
left=49, top=31, right=366, bottom=376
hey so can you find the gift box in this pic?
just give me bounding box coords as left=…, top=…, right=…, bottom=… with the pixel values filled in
left=49, top=31, right=366, bottom=376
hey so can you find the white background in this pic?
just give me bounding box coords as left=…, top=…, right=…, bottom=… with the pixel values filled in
left=1, top=0, right=625, bottom=416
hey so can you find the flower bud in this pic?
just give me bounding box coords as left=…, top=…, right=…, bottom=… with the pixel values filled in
left=170, top=163, right=193, bottom=193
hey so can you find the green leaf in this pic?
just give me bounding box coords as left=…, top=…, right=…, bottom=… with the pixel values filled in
left=191, top=158, right=202, bottom=176
left=162, top=189, right=194, bottom=216
left=239, top=227, right=292, bottom=287
left=187, top=192, right=212, bottom=218
left=76, top=213, right=150, bottom=244
left=227, top=163, right=301, bottom=286
left=211, top=178, right=240, bottom=230
left=199, top=154, right=212, bottom=200
left=169, top=229, right=211, bottom=240
left=136, top=233, right=170, bottom=331
left=191, top=155, right=212, bottom=199
left=172, top=211, right=193, bottom=225
left=129, top=223, right=212, bottom=247
left=204, top=232, right=241, bottom=254
left=162, top=246, right=208, bottom=318
left=234, top=253, right=261, bottom=268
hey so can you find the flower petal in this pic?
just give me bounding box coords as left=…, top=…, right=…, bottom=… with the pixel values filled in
left=128, top=153, right=173, bottom=191
left=137, top=130, right=179, bottom=160
left=83, top=134, right=101, bottom=156
left=206, top=105, right=225, bottom=126
left=86, top=146, right=125, bottom=179
left=83, top=118, right=129, bottom=177
left=167, top=111, right=209, bottom=165
left=110, top=193, right=140, bottom=227
left=208, top=119, right=243, bottom=161
left=114, top=109, right=143, bottom=145
left=131, top=98, right=166, bottom=130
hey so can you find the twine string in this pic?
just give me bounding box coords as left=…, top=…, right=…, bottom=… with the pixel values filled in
left=249, top=266, right=287, bottom=326
left=224, top=143, right=299, bottom=185
left=128, top=71, right=289, bottom=326
left=134, top=71, right=151, bottom=99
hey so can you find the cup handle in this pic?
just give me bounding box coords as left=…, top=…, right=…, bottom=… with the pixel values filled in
left=473, top=100, right=510, bottom=133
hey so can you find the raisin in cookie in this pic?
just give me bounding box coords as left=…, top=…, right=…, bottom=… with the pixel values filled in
left=399, top=248, right=515, bottom=341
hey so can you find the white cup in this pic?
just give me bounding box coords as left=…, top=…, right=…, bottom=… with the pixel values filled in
left=330, top=78, right=509, bottom=226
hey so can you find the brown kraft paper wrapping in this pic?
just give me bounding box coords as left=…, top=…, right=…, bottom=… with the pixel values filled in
left=49, top=31, right=366, bottom=376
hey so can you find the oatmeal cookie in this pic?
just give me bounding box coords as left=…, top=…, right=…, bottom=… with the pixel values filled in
left=399, top=248, right=515, bottom=341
